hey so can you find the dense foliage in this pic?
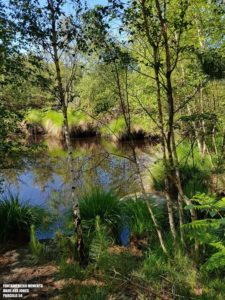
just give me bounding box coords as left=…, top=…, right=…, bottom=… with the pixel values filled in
left=0, top=0, right=225, bottom=298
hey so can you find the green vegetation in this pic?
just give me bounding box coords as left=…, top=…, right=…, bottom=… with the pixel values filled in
left=100, top=115, right=156, bottom=140
left=25, top=109, right=156, bottom=141
left=0, top=195, right=45, bottom=243
left=80, top=189, right=122, bottom=235
left=28, top=190, right=225, bottom=299
left=26, top=109, right=44, bottom=124
left=184, top=194, right=225, bottom=272
left=123, top=198, right=167, bottom=241
left=1, top=189, right=225, bottom=298
left=1, top=0, right=225, bottom=298
left=29, top=224, right=44, bottom=257
left=151, top=144, right=212, bottom=197
left=25, top=108, right=97, bottom=138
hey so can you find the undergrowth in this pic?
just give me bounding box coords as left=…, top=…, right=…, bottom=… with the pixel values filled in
left=0, top=194, right=46, bottom=243
left=151, top=144, right=212, bottom=197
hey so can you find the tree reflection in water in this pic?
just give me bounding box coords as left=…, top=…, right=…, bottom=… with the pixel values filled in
left=1, top=137, right=159, bottom=213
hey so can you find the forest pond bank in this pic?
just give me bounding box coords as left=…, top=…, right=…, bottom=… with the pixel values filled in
left=2, top=137, right=161, bottom=239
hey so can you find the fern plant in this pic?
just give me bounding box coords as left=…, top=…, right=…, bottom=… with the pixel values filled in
left=89, top=216, right=112, bottom=268
left=29, top=224, right=44, bottom=257
left=184, top=194, right=225, bottom=272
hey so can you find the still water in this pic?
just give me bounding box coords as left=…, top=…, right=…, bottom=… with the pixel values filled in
left=2, top=137, right=159, bottom=214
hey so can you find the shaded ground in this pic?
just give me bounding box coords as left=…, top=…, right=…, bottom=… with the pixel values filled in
left=0, top=244, right=175, bottom=299
left=0, top=246, right=103, bottom=299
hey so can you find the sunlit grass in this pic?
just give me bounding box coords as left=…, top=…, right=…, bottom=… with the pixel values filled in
left=100, top=115, right=157, bottom=140
left=25, top=109, right=44, bottom=124
left=26, top=109, right=96, bottom=138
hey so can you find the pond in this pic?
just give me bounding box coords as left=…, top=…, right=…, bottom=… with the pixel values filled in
left=1, top=137, right=160, bottom=238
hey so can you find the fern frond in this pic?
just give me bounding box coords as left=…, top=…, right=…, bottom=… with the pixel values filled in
left=203, top=249, right=225, bottom=272
left=184, top=219, right=220, bottom=230
left=89, top=216, right=111, bottom=264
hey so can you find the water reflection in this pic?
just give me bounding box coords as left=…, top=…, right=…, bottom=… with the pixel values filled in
left=2, top=137, right=160, bottom=211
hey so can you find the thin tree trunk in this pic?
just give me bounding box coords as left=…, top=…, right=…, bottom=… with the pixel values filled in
left=140, top=0, right=177, bottom=245
left=155, top=0, right=197, bottom=247
left=48, top=0, right=85, bottom=263
left=111, top=46, right=168, bottom=255
left=153, top=50, right=177, bottom=245
left=131, top=146, right=168, bottom=255
left=171, top=132, right=185, bottom=246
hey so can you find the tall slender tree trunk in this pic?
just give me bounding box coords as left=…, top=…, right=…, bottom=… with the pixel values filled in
left=48, top=0, right=85, bottom=263
left=155, top=0, right=196, bottom=247
left=140, top=0, right=177, bottom=246
left=131, top=146, right=168, bottom=255
left=111, top=48, right=168, bottom=255
left=153, top=47, right=177, bottom=246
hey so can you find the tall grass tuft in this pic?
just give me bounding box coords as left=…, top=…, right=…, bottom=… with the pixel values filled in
left=80, top=189, right=122, bottom=239
left=100, top=115, right=157, bottom=141
left=25, top=109, right=43, bottom=124
left=26, top=108, right=97, bottom=138
left=0, top=194, right=45, bottom=243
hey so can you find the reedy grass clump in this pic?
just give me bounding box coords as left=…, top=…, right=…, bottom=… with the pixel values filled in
left=25, top=109, right=44, bottom=124
left=0, top=194, right=45, bottom=243
left=25, top=109, right=97, bottom=138
left=80, top=189, right=122, bottom=241
left=78, top=189, right=168, bottom=245
left=100, top=115, right=157, bottom=141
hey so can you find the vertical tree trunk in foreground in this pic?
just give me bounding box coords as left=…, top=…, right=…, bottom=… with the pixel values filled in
left=48, top=0, right=85, bottom=264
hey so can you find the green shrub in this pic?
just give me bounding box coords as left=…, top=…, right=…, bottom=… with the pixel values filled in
left=184, top=194, right=225, bottom=273
left=89, top=216, right=112, bottom=266
left=0, top=194, right=45, bottom=243
left=53, top=230, right=77, bottom=260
